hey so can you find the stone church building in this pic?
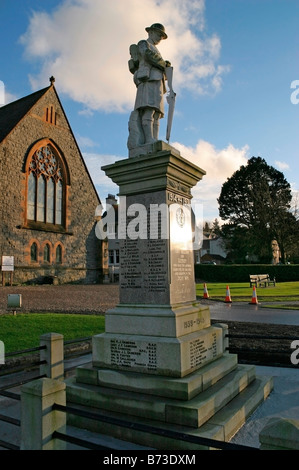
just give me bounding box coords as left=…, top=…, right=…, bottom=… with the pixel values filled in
left=0, top=79, right=103, bottom=284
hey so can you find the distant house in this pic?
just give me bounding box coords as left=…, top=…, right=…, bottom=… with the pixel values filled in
left=0, top=79, right=103, bottom=284
left=199, top=236, right=227, bottom=265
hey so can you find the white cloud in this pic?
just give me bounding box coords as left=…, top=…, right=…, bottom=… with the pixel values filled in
left=173, top=140, right=249, bottom=221
left=78, top=108, right=94, bottom=117
left=0, top=85, right=18, bottom=106
left=82, top=152, right=122, bottom=201
left=83, top=141, right=249, bottom=221
left=275, top=160, right=290, bottom=171
left=77, top=135, right=98, bottom=149
left=20, top=0, right=229, bottom=113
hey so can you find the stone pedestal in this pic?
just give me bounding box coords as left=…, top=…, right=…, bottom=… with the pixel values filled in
left=94, top=142, right=210, bottom=378
left=40, top=333, right=64, bottom=380
left=66, top=142, right=273, bottom=449
left=21, top=378, right=66, bottom=450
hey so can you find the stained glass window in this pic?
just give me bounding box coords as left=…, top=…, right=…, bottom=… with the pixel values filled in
left=47, top=178, right=55, bottom=224
left=27, top=173, right=36, bottom=220
left=37, top=175, right=46, bottom=222
left=56, top=180, right=63, bottom=225
left=27, top=144, right=64, bottom=226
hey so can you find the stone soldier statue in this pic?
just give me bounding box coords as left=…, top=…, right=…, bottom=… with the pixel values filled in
left=127, top=23, right=171, bottom=150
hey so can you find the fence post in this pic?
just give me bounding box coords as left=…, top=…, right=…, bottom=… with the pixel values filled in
left=40, top=333, right=64, bottom=380
left=21, top=377, right=66, bottom=450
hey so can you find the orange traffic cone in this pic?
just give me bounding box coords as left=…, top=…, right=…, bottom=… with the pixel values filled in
left=225, top=285, right=232, bottom=303
left=250, top=286, right=259, bottom=304
left=203, top=283, right=209, bottom=299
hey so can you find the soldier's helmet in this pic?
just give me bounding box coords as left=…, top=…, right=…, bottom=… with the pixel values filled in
left=145, top=23, right=167, bottom=39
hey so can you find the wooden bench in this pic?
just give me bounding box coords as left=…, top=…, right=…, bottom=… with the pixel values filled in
left=249, top=274, right=276, bottom=288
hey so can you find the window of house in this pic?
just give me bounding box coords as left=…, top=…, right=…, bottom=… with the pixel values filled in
left=44, top=243, right=51, bottom=263
left=108, top=249, right=120, bottom=265
left=30, top=242, right=38, bottom=263
left=56, top=244, right=62, bottom=264
left=26, top=144, right=65, bottom=228
left=108, top=250, right=114, bottom=265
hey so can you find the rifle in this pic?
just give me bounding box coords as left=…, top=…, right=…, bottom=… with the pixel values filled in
left=165, top=66, right=176, bottom=143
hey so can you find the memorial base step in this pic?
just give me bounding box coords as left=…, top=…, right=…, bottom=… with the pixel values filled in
left=66, top=374, right=273, bottom=450
left=75, top=353, right=238, bottom=400
left=66, top=363, right=261, bottom=429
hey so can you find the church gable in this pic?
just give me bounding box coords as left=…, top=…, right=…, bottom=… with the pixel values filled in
left=27, top=83, right=72, bottom=133
left=0, top=82, right=102, bottom=285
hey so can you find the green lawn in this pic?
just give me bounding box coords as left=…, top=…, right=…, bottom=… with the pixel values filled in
left=0, top=313, right=105, bottom=353
left=1, top=282, right=299, bottom=355
left=196, top=281, right=299, bottom=302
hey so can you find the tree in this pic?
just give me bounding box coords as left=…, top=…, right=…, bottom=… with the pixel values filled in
left=202, top=219, right=222, bottom=238
left=218, top=156, right=298, bottom=263
left=273, top=210, right=299, bottom=263
left=203, top=221, right=211, bottom=236
left=291, top=192, right=299, bottom=221
left=211, top=218, right=222, bottom=237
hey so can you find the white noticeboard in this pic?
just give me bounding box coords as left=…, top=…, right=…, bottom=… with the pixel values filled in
left=1, top=256, right=14, bottom=272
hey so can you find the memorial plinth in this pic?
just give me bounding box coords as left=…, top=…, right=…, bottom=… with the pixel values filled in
left=66, top=142, right=273, bottom=449
left=92, top=142, right=225, bottom=378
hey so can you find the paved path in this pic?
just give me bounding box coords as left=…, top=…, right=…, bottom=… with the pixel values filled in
left=1, top=284, right=298, bottom=326
left=0, top=284, right=119, bottom=315
left=204, top=300, right=299, bottom=325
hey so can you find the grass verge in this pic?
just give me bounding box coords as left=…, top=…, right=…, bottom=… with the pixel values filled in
left=1, top=282, right=299, bottom=354
left=0, top=313, right=105, bottom=353
left=196, top=281, right=299, bottom=303
left=260, top=304, right=299, bottom=310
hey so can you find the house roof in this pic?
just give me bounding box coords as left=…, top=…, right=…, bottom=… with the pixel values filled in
left=0, top=86, right=51, bottom=143
left=201, top=253, right=226, bottom=261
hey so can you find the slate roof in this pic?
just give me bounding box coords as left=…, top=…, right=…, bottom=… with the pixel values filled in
left=0, top=86, right=50, bottom=143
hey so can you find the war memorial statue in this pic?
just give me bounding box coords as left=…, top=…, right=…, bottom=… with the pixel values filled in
left=127, top=23, right=176, bottom=155
left=65, top=23, right=273, bottom=450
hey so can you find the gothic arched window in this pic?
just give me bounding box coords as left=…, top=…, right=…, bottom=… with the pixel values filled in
left=43, top=243, right=51, bottom=263
left=30, top=242, right=38, bottom=263
left=26, top=142, right=68, bottom=230
left=56, top=244, right=62, bottom=264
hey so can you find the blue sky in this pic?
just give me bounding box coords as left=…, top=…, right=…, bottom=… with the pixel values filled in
left=1, top=0, right=299, bottom=222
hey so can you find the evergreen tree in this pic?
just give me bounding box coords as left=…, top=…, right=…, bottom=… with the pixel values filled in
left=218, top=156, right=298, bottom=263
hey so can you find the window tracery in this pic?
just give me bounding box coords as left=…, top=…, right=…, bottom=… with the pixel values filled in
left=27, top=144, right=65, bottom=227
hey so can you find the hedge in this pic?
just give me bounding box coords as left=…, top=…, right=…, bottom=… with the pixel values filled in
left=195, top=264, right=299, bottom=283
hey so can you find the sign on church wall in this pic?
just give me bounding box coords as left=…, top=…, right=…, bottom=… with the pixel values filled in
left=1, top=256, right=14, bottom=272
